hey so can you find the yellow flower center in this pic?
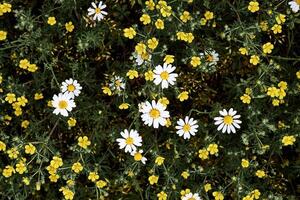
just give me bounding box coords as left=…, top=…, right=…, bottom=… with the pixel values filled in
left=223, top=115, right=233, bottom=125
left=188, top=198, right=196, bottom=200
left=125, top=137, right=134, bottom=145
left=134, top=152, right=142, bottom=161
left=206, top=55, right=213, bottom=62
left=95, top=8, right=101, bottom=14
left=183, top=124, right=191, bottom=132
left=115, top=80, right=121, bottom=87
left=67, top=84, right=75, bottom=92
left=160, top=71, right=169, bottom=80
left=58, top=100, right=68, bottom=109
left=296, top=0, right=300, bottom=5
left=149, top=108, right=160, bottom=119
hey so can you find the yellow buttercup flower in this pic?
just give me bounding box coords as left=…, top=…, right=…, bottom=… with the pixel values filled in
left=135, top=42, right=147, bottom=55
left=50, top=156, right=63, bottom=169
left=213, top=191, right=224, bottom=200
left=67, top=117, right=77, bottom=127
left=240, top=94, right=251, bottom=104
left=190, top=56, right=201, bottom=67
left=119, top=103, right=130, bottom=110
left=158, top=97, right=169, bottom=107
left=262, top=42, right=274, bottom=54
left=248, top=1, right=259, bottom=13
left=148, top=175, right=159, bottom=185
left=204, top=11, right=214, bottom=20
left=145, top=0, right=155, bottom=10
left=5, top=93, right=16, bottom=104
left=157, top=191, right=167, bottom=200
left=207, top=143, right=218, bottom=155
left=282, top=135, right=296, bottom=146
left=16, top=162, right=27, bottom=174
left=123, top=27, right=136, bottom=39
left=47, top=16, right=56, bottom=25
left=164, top=55, right=174, bottom=64
left=249, top=55, right=260, bottom=65
left=78, top=136, right=91, bottom=149
left=204, top=183, right=212, bottom=192
left=155, top=156, right=165, bottom=166
left=88, top=171, right=99, bottom=182
left=271, top=24, right=282, bottom=34
left=102, top=86, right=112, bottom=96
left=34, top=93, right=44, bottom=100
left=2, top=165, right=15, bottom=178
left=145, top=70, right=154, bottom=81
left=155, top=19, right=164, bottom=29
left=0, top=30, right=7, bottom=41
left=239, top=47, right=248, bottom=55
left=198, top=149, right=209, bottom=160
left=140, top=14, right=151, bottom=25
left=181, top=171, right=190, bottom=179
left=276, top=14, right=286, bottom=24
left=147, top=37, right=159, bottom=50
left=65, top=22, right=74, bottom=32
left=267, top=87, right=279, bottom=97
left=96, top=180, right=107, bottom=188
left=241, top=159, right=249, bottom=168
left=178, top=91, right=189, bottom=101
left=255, top=170, right=265, bottom=178
left=126, top=70, right=138, bottom=79
left=21, top=120, right=30, bottom=129
left=180, top=11, right=191, bottom=23
left=0, top=141, right=6, bottom=151
left=72, top=162, right=83, bottom=173
left=25, top=143, right=36, bottom=155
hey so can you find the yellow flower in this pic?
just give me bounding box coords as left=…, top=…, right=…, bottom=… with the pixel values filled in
left=145, top=70, right=154, bottom=81
left=7, top=147, right=19, bottom=159
left=155, top=156, right=165, bottom=166
left=255, top=170, right=266, bottom=178
left=0, top=141, right=6, bottom=151
left=34, top=93, right=44, bottom=100
left=271, top=24, right=282, bottom=34
left=180, top=11, right=191, bottom=23
left=198, top=149, right=209, bottom=160
left=21, top=120, right=30, bottom=129
left=123, top=27, right=136, bottom=39
left=0, top=30, right=7, bottom=41
left=272, top=99, right=280, bottom=106
left=65, top=22, right=74, bottom=32
left=186, top=33, right=194, bottom=43
left=50, top=156, right=63, bottom=169
left=16, top=162, right=27, bottom=174
left=158, top=97, right=169, bottom=107
left=165, top=118, right=172, bottom=127
left=207, top=143, right=218, bottom=155
left=242, top=195, right=253, bottom=200
left=276, top=14, right=286, bottom=24
left=239, top=47, right=248, bottom=55
left=2, top=165, right=15, bottom=178
left=241, top=159, right=250, bottom=168
left=296, top=70, right=300, bottom=79
left=213, top=191, right=224, bottom=200
left=180, top=189, right=191, bottom=196
left=96, top=180, right=107, bottom=188
left=190, top=56, right=201, bottom=67
left=88, top=171, right=99, bottom=182
left=27, top=63, right=38, bottom=72
left=47, top=16, right=56, bottom=25
left=147, top=37, right=159, bottom=50
left=278, top=81, right=288, bottom=90
left=140, top=14, right=151, bottom=25
left=160, top=5, right=172, bottom=17
left=145, top=0, right=155, bottom=10
left=126, top=70, right=139, bottom=79
left=262, top=42, right=274, bottom=54
left=102, top=86, right=112, bottom=96
left=59, top=187, right=74, bottom=200
left=25, top=143, right=36, bottom=155
left=249, top=55, right=260, bottom=65
left=119, top=103, right=130, bottom=110
left=67, top=117, right=77, bottom=127
left=282, top=135, right=296, bottom=146
left=163, top=55, right=174, bottom=64
left=251, top=189, right=261, bottom=199
left=204, top=11, right=214, bottom=20
left=23, top=177, right=30, bottom=185
left=240, top=94, right=251, bottom=104
left=157, top=191, right=167, bottom=200
left=204, top=183, right=212, bottom=192
left=260, top=21, right=268, bottom=31
left=248, top=1, right=259, bottom=13
left=72, top=162, right=83, bottom=173
left=148, top=175, right=159, bottom=185
left=178, top=91, right=189, bottom=102
left=5, top=93, right=16, bottom=104
left=78, top=136, right=91, bottom=149
left=1, top=3, right=12, bottom=13
left=155, top=19, right=164, bottom=29
left=267, top=87, right=279, bottom=97
left=17, top=96, right=28, bottom=107
left=181, top=171, right=190, bottom=179
left=135, top=42, right=147, bottom=55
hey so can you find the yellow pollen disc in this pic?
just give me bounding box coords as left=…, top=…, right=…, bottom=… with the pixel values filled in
left=67, top=84, right=75, bottom=92
left=95, top=8, right=101, bottom=14
left=183, top=124, right=191, bottom=132
left=58, top=100, right=68, bottom=109
left=223, top=115, right=233, bottom=125
left=134, top=153, right=142, bottom=161
left=206, top=55, right=213, bottom=62
left=149, top=108, right=160, bottom=119
left=188, top=198, right=196, bottom=200
left=160, top=71, right=169, bottom=80
left=115, top=80, right=121, bottom=87
left=125, top=137, right=134, bottom=145
left=296, top=0, right=300, bottom=5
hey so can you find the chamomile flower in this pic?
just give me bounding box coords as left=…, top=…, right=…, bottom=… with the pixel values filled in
left=175, top=116, right=198, bottom=139
left=289, top=0, right=300, bottom=13
left=214, top=108, right=242, bottom=134
left=52, top=93, right=76, bottom=117
left=61, top=78, right=82, bottom=99
left=182, top=192, right=201, bottom=200
left=109, top=76, right=126, bottom=93
left=201, top=50, right=219, bottom=66
left=116, top=129, right=142, bottom=153
left=140, top=100, right=170, bottom=128
left=153, top=63, right=178, bottom=89
left=88, top=1, right=107, bottom=22
left=131, top=149, right=147, bottom=164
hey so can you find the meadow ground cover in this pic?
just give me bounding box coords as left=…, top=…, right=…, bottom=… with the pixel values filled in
left=0, top=0, right=300, bottom=199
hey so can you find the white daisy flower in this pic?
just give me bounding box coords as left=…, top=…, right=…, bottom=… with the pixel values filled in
left=214, top=108, right=242, bottom=134
left=60, top=78, right=82, bottom=99
left=140, top=100, right=170, bottom=129
left=135, top=53, right=152, bottom=66
left=289, top=0, right=300, bottom=13
left=131, top=149, right=147, bottom=164
left=182, top=192, right=202, bottom=200
left=52, top=93, right=76, bottom=117
left=175, top=116, right=199, bottom=139
left=153, top=63, right=178, bottom=89
left=109, top=76, right=126, bottom=93
left=116, top=129, right=142, bottom=153
left=88, top=1, right=108, bottom=22
left=200, top=50, right=219, bottom=66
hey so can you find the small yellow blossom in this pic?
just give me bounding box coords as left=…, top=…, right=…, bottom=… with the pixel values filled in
left=255, top=170, right=266, bottom=178
left=126, top=70, right=139, bottom=79
left=207, top=143, right=218, bottom=155
left=47, top=17, right=56, bottom=25
left=7, top=147, right=19, bottom=159
left=241, top=159, right=250, bottom=168
left=5, top=93, right=16, bottom=104
left=0, top=141, right=6, bottom=151
left=88, top=171, right=99, bottom=182
left=135, top=42, right=147, bottom=55
left=248, top=1, right=259, bottom=13
left=181, top=171, right=190, bottom=179
left=72, top=162, right=83, bottom=173
left=204, top=11, right=214, bottom=20
left=190, top=56, right=201, bottom=67
left=0, top=30, right=7, bottom=41
left=155, top=156, right=165, bottom=166
left=50, top=156, right=63, bottom=169
left=147, top=37, right=159, bottom=50
left=67, top=117, right=77, bottom=127
left=119, top=103, right=130, bottom=110
left=148, top=175, right=159, bottom=185
left=155, top=19, right=164, bottom=29
left=249, top=55, right=260, bottom=65
left=2, top=165, right=15, bottom=178
left=34, top=93, right=44, bottom=100
left=239, top=47, right=248, bottom=55
left=157, top=191, right=167, bottom=200
left=102, top=86, right=112, bottom=96
left=198, top=149, right=209, bottom=160
left=271, top=24, right=282, bottom=34
left=140, top=14, right=151, bottom=25
left=25, top=143, right=36, bottom=155
left=21, top=120, right=30, bottom=129
left=164, top=55, right=174, bottom=64
left=78, top=136, right=91, bottom=149
left=213, top=191, right=224, bottom=200
left=123, top=27, right=136, bottom=39
left=204, top=183, right=212, bottom=192
left=178, top=91, right=189, bottom=101
left=145, top=70, right=154, bottom=81
left=96, top=180, right=107, bottom=188
left=267, top=87, right=280, bottom=97
left=158, top=97, right=169, bottom=107
left=180, top=11, right=191, bottom=23
left=240, top=94, right=251, bottom=104
left=145, top=0, right=155, bottom=10
left=282, top=135, right=296, bottom=146
left=65, top=22, right=74, bottom=32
